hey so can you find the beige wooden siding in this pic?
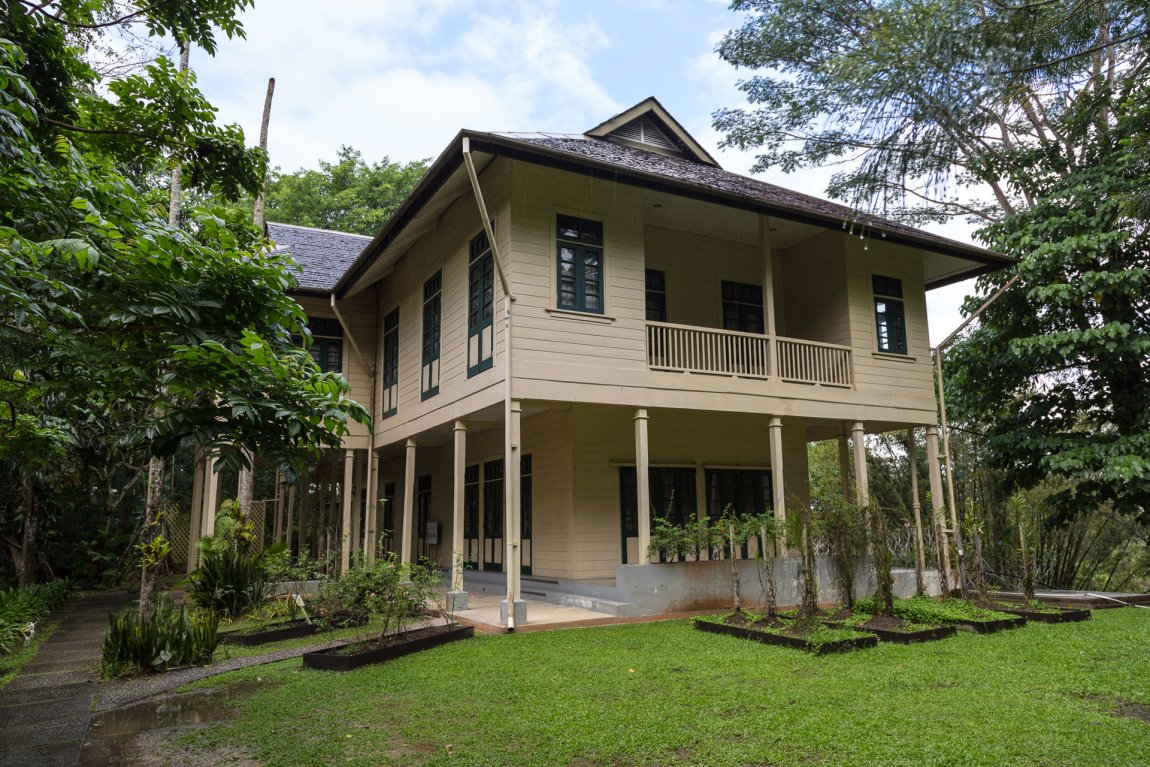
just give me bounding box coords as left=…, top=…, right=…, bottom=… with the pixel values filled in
left=780, top=231, right=851, bottom=346
left=370, top=159, right=511, bottom=446
left=843, top=238, right=935, bottom=404
left=508, top=162, right=648, bottom=374
left=293, top=295, right=371, bottom=442
left=644, top=226, right=764, bottom=330
left=571, top=404, right=810, bottom=580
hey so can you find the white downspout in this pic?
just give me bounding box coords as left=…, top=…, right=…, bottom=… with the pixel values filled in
left=461, top=138, right=519, bottom=630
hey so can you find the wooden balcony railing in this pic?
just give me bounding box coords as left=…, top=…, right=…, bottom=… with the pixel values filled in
left=776, top=337, right=852, bottom=387
left=645, top=321, right=852, bottom=388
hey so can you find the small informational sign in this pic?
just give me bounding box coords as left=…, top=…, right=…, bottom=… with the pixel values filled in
left=426, top=521, right=439, bottom=545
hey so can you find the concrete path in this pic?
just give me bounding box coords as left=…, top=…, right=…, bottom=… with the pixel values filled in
left=0, top=590, right=129, bottom=767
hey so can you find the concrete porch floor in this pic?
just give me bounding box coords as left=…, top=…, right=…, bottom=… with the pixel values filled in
left=448, top=591, right=618, bottom=633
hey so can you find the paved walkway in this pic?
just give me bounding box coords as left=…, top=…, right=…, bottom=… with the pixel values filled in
left=0, top=590, right=130, bottom=767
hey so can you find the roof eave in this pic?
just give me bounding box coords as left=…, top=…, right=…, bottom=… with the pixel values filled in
left=335, top=130, right=1013, bottom=297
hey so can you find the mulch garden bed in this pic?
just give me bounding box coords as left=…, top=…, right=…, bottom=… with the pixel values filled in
left=694, top=613, right=878, bottom=655
left=302, top=624, right=474, bottom=671
left=976, top=601, right=1091, bottom=624
left=949, top=614, right=1028, bottom=634
left=823, top=611, right=956, bottom=644
left=221, top=619, right=321, bottom=646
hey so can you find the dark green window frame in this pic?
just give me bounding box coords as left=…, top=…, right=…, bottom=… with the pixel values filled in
left=556, top=214, right=604, bottom=313
left=468, top=231, right=495, bottom=376
left=872, top=274, right=908, bottom=355
left=416, top=474, right=432, bottom=554
left=381, top=308, right=399, bottom=418
left=421, top=271, right=442, bottom=400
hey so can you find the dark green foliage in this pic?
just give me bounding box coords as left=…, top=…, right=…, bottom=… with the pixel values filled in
left=102, top=597, right=220, bottom=676
left=323, top=554, right=434, bottom=641
left=0, top=580, right=72, bottom=653
left=186, top=548, right=268, bottom=617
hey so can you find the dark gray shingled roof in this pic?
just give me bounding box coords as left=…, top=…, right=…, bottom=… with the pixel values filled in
left=267, top=221, right=372, bottom=293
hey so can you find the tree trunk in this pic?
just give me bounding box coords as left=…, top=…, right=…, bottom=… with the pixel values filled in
left=168, top=43, right=190, bottom=227
left=760, top=528, right=777, bottom=619
left=251, top=77, right=276, bottom=229
left=1019, top=514, right=1034, bottom=601
left=796, top=505, right=819, bottom=628
left=138, top=455, right=165, bottom=619
left=869, top=503, right=894, bottom=616
left=18, top=477, right=40, bottom=587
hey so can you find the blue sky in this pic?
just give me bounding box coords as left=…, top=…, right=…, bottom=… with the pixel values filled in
left=191, top=0, right=974, bottom=340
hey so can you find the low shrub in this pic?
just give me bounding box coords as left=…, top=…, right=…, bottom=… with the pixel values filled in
left=0, top=581, right=73, bottom=653
left=102, top=597, right=220, bottom=676
left=186, top=546, right=269, bottom=617
left=322, top=553, right=436, bottom=642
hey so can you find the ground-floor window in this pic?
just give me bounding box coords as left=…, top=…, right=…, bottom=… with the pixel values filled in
left=464, top=465, right=479, bottom=569
left=520, top=454, right=532, bottom=575
left=706, top=468, right=772, bottom=558
left=619, top=466, right=697, bottom=563
left=482, top=460, right=504, bottom=571
left=417, top=474, right=433, bottom=559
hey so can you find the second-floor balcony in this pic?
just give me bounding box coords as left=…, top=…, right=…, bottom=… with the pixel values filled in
left=645, top=321, right=853, bottom=388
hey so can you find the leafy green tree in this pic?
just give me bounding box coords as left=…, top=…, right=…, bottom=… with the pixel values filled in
left=716, top=1, right=1150, bottom=522
left=264, top=146, right=428, bottom=235
left=0, top=3, right=370, bottom=593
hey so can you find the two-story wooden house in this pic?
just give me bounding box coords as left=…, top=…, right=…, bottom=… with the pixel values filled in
left=189, top=98, right=1010, bottom=621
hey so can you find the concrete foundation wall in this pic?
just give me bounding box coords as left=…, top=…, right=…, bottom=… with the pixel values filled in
left=616, top=557, right=942, bottom=615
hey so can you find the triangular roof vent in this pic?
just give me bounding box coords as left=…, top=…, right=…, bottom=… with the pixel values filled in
left=585, top=97, right=720, bottom=167
left=611, top=114, right=680, bottom=153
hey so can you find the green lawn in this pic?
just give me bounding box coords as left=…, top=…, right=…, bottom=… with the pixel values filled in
left=176, top=608, right=1150, bottom=766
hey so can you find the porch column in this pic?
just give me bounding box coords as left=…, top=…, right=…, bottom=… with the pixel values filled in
left=202, top=455, right=220, bottom=537
left=768, top=416, right=786, bottom=555
left=365, top=449, right=379, bottom=560
left=907, top=429, right=927, bottom=596
left=837, top=435, right=853, bottom=503
left=401, top=439, right=417, bottom=564
left=501, top=400, right=525, bottom=625
left=925, top=425, right=953, bottom=588
left=450, top=420, right=469, bottom=610
left=285, top=483, right=296, bottom=556
left=340, top=448, right=355, bottom=573
left=350, top=452, right=364, bottom=556
left=851, top=421, right=869, bottom=508
left=187, top=447, right=205, bottom=573
left=298, top=466, right=312, bottom=555
left=273, top=472, right=285, bottom=544
left=760, top=216, right=778, bottom=376
left=635, top=408, right=651, bottom=564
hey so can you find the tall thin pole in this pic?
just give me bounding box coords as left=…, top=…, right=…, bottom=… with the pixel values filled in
left=251, top=77, right=276, bottom=229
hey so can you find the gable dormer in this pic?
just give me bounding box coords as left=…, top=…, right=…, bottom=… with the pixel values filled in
left=585, top=97, right=721, bottom=168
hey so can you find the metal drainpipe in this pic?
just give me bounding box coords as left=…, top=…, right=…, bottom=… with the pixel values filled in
left=461, top=138, right=518, bottom=630
left=931, top=272, right=1020, bottom=600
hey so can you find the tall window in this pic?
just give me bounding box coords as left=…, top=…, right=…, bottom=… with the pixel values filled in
left=468, top=231, right=495, bottom=376
left=645, top=269, right=667, bottom=322
left=706, top=469, right=772, bottom=523
left=482, top=459, right=504, bottom=571
left=619, top=466, right=697, bottom=563
left=421, top=271, right=441, bottom=399
left=381, top=308, right=399, bottom=417
left=303, top=318, right=343, bottom=373
left=873, top=275, right=908, bottom=354
left=381, top=482, right=395, bottom=541
left=464, top=464, right=480, bottom=568
left=556, top=214, right=604, bottom=313
left=417, top=474, right=432, bottom=553
left=721, top=281, right=764, bottom=333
